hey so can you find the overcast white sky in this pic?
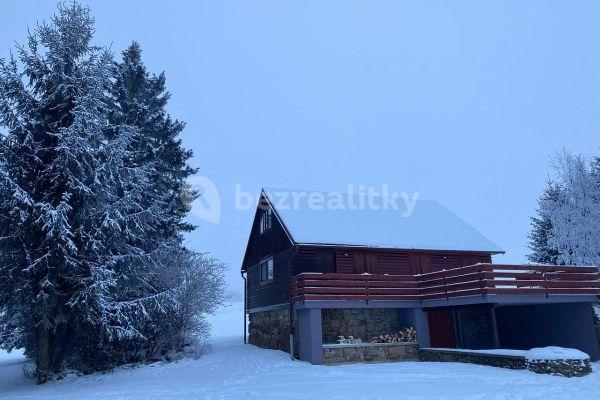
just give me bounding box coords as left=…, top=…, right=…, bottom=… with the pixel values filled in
left=2, top=1, right=599, bottom=294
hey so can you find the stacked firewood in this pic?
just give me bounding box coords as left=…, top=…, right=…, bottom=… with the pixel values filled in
left=369, top=327, right=417, bottom=343
left=337, top=335, right=363, bottom=344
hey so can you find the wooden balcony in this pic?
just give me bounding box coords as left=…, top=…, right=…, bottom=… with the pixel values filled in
left=291, top=264, right=600, bottom=303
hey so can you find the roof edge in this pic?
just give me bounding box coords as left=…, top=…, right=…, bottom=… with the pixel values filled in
left=261, top=188, right=296, bottom=245
left=294, top=242, right=505, bottom=255
left=240, top=189, right=297, bottom=272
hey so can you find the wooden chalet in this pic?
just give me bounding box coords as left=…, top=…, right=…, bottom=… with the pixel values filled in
left=241, top=188, right=600, bottom=364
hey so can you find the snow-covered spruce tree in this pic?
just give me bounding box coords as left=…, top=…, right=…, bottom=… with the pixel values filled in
left=592, top=155, right=600, bottom=190
left=527, top=181, right=562, bottom=264
left=0, top=2, right=195, bottom=381
left=530, top=151, right=600, bottom=267
left=111, top=41, right=196, bottom=238
left=108, top=42, right=224, bottom=360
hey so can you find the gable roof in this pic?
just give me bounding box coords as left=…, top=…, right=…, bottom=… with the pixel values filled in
left=262, top=187, right=504, bottom=254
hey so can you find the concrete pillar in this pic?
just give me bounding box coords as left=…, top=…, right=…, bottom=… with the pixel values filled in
left=413, top=308, right=431, bottom=348
left=297, top=308, right=323, bottom=364
left=490, top=305, right=500, bottom=349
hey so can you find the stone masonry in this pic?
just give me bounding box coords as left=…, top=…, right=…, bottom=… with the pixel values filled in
left=323, top=343, right=419, bottom=364
left=418, top=349, right=527, bottom=370
left=419, top=348, right=592, bottom=377
left=527, top=358, right=592, bottom=377
left=249, top=308, right=297, bottom=353
left=321, top=308, right=401, bottom=344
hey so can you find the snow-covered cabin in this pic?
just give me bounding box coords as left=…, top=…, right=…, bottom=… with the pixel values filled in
left=241, top=188, right=600, bottom=364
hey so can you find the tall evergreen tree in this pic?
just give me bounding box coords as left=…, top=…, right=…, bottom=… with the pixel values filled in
left=0, top=3, right=181, bottom=381
left=527, top=181, right=562, bottom=264
left=107, top=41, right=220, bottom=360
left=110, top=41, right=196, bottom=240
left=592, top=156, right=600, bottom=190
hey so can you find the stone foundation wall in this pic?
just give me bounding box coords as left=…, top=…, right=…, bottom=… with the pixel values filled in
left=323, top=343, right=419, bottom=364
left=249, top=308, right=295, bottom=352
left=419, top=349, right=593, bottom=376
left=321, top=308, right=401, bottom=344
left=527, top=358, right=592, bottom=377
left=419, top=349, right=527, bottom=370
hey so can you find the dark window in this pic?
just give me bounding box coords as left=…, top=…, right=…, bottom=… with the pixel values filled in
left=259, top=208, right=272, bottom=234
left=260, top=256, right=274, bottom=282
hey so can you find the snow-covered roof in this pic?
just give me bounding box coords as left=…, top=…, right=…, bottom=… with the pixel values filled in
left=262, top=188, right=504, bottom=254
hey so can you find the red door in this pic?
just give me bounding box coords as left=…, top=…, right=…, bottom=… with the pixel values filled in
left=427, top=309, right=455, bottom=348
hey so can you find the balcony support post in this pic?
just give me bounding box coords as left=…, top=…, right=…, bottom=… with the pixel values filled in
left=297, top=308, right=323, bottom=364
left=490, top=305, right=500, bottom=348
left=413, top=308, right=431, bottom=348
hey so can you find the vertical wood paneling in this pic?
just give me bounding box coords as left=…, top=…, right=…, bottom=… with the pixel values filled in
left=409, top=253, right=432, bottom=274
left=353, top=250, right=366, bottom=273
left=335, top=249, right=354, bottom=273
left=366, top=252, right=378, bottom=274
left=333, top=248, right=492, bottom=275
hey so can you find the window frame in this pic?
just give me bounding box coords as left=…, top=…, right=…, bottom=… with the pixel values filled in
left=259, top=255, right=274, bottom=284
left=259, top=208, right=272, bottom=234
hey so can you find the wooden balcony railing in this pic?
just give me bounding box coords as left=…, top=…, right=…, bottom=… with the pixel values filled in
left=291, top=264, right=600, bottom=302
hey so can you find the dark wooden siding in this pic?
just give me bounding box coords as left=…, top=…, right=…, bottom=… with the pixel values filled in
left=243, top=195, right=295, bottom=310
left=459, top=253, right=492, bottom=267
left=321, top=247, right=493, bottom=275
left=377, top=250, right=410, bottom=274
left=247, top=249, right=293, bottom=309
left=294, top=247, right=335, bottom=274
left=409, top=253, right=432, bottom=274
left=242, top=201, right=293, bottom=270
left=334, top=248, right=492, bottom=275
left=351, top=250, right=378, bottom=274
left=334, top=249, right=354, bottom=273
left=431, top=253, right=460, bottom=270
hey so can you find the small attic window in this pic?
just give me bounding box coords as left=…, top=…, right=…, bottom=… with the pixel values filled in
left=259, top=208, right=272, bottom=234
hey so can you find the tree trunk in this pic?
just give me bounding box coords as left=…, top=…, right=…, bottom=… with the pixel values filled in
left=52, top=323, right=73, bottom=373
left=36, top=324, right=51, bottom=384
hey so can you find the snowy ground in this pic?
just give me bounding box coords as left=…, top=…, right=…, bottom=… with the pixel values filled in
left=1, top=303, right=600, bottom=399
